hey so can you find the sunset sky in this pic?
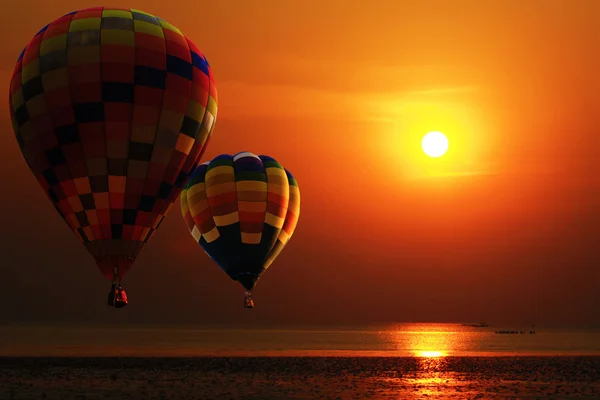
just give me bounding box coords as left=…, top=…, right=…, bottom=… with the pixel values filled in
left=0, top=0, right=598, bottom=327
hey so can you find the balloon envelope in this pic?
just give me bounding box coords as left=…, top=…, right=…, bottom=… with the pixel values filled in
left=9, top=7, right=218, bottom=280
left=181, top=152, right=300, bottom=290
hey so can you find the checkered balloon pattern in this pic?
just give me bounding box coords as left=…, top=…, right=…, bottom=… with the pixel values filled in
left=9, top=7, right=218, bottom=281
left=180, top=152, right=300, bottom=291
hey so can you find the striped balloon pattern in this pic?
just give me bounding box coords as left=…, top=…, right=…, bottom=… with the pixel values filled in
left=9, top=7, right=217, bottom=281
left=180, top=152, right=300, bottom=291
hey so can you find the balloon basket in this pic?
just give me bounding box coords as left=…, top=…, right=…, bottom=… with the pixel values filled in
left=107, top=283, right=128, bottom=308
left=244, top=291, right=255, bottom=309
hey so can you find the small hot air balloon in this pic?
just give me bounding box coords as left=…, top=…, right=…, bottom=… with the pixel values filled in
left=9, top=7, right=218, bottom=307
left=180, top=152, right=300, bottom=308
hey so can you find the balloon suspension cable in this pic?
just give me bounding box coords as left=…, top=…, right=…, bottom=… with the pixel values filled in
left=112, top=266, right=121, bottom=284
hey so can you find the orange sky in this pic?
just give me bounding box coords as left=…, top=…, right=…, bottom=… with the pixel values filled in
left=0, top=0, right=598, bottom=327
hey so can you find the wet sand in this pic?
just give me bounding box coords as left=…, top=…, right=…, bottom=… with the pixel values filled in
left=1, top=356, right=599, bottom=399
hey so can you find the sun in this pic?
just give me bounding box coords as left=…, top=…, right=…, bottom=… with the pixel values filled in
left=421, top=131, right=449, bottom=158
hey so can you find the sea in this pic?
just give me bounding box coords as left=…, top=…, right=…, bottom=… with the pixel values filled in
left=2, top=324, right=600, bottom=398
left=1, top=323, right=599, bottom=357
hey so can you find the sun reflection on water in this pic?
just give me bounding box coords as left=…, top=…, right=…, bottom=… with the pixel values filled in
left=377, top=323, right=466, bottom=398
left=418, top=350, right=445, bottom=358
left=383, top=323, right=458, bottom=357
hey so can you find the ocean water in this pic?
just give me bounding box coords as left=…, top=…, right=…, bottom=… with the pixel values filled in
left=1, top=323, right=599, bottom=357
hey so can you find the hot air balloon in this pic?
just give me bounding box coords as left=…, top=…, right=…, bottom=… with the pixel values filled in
left=180, top=152, right=300, bottom=308
left=9, top=7, right=218, bottom=307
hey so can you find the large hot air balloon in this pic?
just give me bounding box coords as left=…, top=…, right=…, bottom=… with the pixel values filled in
left=9, top=7, right=218, bottom=307
left=180, top=152, right=300, bottom=308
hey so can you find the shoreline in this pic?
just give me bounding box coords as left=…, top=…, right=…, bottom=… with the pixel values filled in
left=2, top=354, right=600, bottom=359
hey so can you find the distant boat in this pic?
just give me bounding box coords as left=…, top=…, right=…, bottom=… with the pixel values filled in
left=495, top=324, right=536, bottom=335
left=494, top=330, right=536, bottom=334
left=461, top=321, right=489, bottom=328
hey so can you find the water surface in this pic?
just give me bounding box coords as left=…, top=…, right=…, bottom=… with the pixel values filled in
left=1, top=323, right=598, bottom=357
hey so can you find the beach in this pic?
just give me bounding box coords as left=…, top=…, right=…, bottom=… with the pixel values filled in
left=1, top=356, right=600, bottom=399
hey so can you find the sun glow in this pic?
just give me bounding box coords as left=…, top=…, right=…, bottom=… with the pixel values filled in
left=422, top=131, right=449, bottom=158
left=376, top=100, right=486, bottom=180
